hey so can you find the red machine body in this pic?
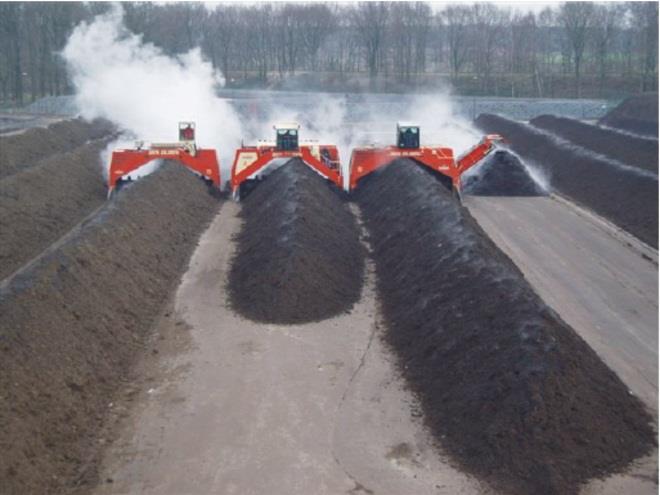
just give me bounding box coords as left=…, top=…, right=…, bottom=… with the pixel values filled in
left=348, top=146, right=455, bottom=190
left=347, top=123, right=503, bottom=192
left=107, top=122, right=220, bottom=197
left=231, top=122, right=341, bottom=199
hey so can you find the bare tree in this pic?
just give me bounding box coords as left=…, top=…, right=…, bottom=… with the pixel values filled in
left=0, top=3, right=23, bottom=104
left=428, top=12, right=444, bottom=72
left=298, top=4, right=336, bottom=71
left=630, top=1, right=659, bottom=91
left=0, top=1, right=657, bottom=104
left=560, top=2, right=594, bottom=97
left=442, top=5, right=471, bottom=79
left=123, top=2, right=156, bottom=39
left=412, top=3, right=432, bottom=76
left=207, top=6, right=238, bottom=78
left=510, top=12, right=541, bottom=96
left=390, top=3, right=415, bottom=82
left=591, top=4, right=623, bottom=96
left=471, top=3, right=509, bottom=93
left=352, top=2, right=389, bottom=81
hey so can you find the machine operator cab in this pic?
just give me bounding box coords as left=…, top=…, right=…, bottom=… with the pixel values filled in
left=179, top=121, right=196, bottom=142
left=275, top=122, right=300, bottom=151
left=397, top=122, right=420, bottom=149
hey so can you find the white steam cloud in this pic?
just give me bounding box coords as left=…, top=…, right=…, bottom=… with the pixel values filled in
left=62, top=5, right=242, bottom=181
left=248, top=89, right=482, bottom=190
left=62, top=4, right=504, bottom=192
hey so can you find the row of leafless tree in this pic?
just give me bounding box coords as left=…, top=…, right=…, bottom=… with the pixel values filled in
left=0, top=2, right=657, bottom=105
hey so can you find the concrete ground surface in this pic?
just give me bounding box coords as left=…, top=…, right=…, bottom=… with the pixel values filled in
left=93, top=201, right=486, bottom=495
left=465, top=194, right=658, bottom=494
left=92, top=195, right=658, bottom=495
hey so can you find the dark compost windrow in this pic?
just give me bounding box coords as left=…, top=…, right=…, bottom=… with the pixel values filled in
left=0, top=137, right=114, bottom=279
left=530, top=114, right=658, bottom=174
left=461, top=149, right=547, bottom=197
left=356, top=160, right=655, bottom=495
left=475, top=113, right=658, bottom=248
left=0, top=163, right=220, bottom=495
left=0, top=118, right=115, bottom=179
left=598, top=93, right=658, bottom=137
left=228, top=159, right=365, bottom=324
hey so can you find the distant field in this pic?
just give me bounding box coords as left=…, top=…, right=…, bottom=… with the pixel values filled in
left=21, top=93, right=613, bottom=121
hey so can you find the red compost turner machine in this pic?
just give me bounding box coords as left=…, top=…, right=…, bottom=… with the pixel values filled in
left=348, top=122, right=504, bottom=194
left=107, top=122, right=221, bottom=198
left=230, top=122, right=342, bottom=200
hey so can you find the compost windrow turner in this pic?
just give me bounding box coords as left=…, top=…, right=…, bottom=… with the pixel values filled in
left=107, top=122, right=221, bottom=198
left=230, top=121, right=503, bottom=199
left=106, top=120, right=503, bottom=200
left=231, top=122, right=342, bottom=200
left=348, top=123, right=504, bottom=193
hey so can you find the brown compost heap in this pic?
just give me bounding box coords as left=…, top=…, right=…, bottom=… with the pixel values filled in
left=228, top=159, right=365, bottom=324
left=356, top=160, right=655, bottom=495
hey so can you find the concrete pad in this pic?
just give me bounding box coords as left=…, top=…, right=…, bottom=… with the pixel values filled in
left=464, top=194, right=658, bottom=494
left=93, top=201, right=486, bottom=495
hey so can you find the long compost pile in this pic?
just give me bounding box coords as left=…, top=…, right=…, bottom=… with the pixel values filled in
left=530, top=114, right=658, bottom=174
left=475, top=113, right=658, bottom=247
left=0, top=164, right=220, bottom=495
left=461, top=149, right=546, bottom=196
left=598, top=93, right=658, bottom=137
left=0, top=137, right=114, bottom=279
left=0, top=118, right=114, bottom=179
left=356, top=160, right=655, bottom=495
left=228, top=160, right=365, bottom=324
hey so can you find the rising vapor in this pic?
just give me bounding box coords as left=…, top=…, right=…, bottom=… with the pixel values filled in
left=62, top=4, right=242, bottom=179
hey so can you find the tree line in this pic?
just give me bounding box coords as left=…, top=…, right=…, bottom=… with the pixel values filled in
left=0, top=1, right=657, bottom=105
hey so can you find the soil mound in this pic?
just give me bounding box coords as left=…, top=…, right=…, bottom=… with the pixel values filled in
left=0, top=139, right=112, bottom=280
left=531, top=114, right=658, bottom=174
left=599, top=93, right=658, bottom=137
left=228, top=159, right=364, bottom=324
left=462, top=150, right=546, bottom=196
left=0, top=163, right=220, bottom=495
left=356, top=160, right=655, bottom=495
left=0, top=117, right=114, bottom=179
left=475, top=113, right=658, bottom=247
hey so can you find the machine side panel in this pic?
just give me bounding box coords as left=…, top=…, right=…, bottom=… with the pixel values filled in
left=349, top=146, right=456, bottom=190
left=108, top=148, right=221, bottom=195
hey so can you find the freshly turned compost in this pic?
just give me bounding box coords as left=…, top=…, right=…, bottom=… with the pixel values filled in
left=228, top=159, right=365, bottom=324
left=0, top=138, right=113, bottom=279
left=530, top=114, right=658, bottom=174
left=475, top=113, right=658, bottom=247
left=598, top=93, right=658, bottom=137
left=356, top=160, right=655, bottom=495
left=0, top=163, right=220, bottom=495
left=462, top=149, right=546, bottom=196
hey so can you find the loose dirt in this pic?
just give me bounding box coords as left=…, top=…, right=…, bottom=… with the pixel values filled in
left=462, top=150, right=547, bottom=196
left=0, top=138, right=113, bottom=280
left=0, top=163, right=220, bottom=495
left=91, top=201, right=485, bottom=495
left=598, top=93, right=658, bottom=137
left=475, top=113, right=658, bottom=248
left=530, top=114, right=658, bottom=174
left=228, top=159, right=365, bottom=324
left=355, top=160, right=655, bottom=495
left=0, top=117, right=114, bottom=179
